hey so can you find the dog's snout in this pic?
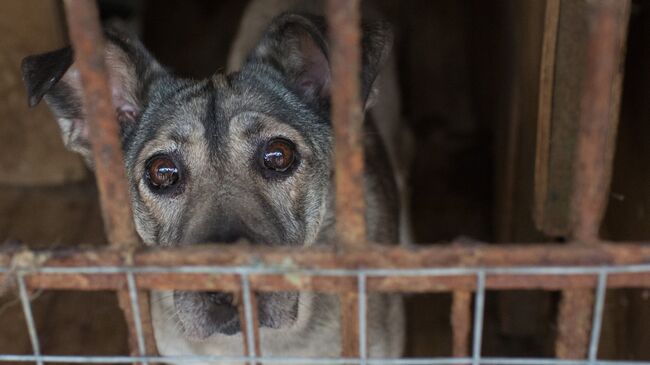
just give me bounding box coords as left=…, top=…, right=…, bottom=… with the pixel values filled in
left=206, top=291, right=234, bottom=306
left=204, top=218, right=255, bottom=244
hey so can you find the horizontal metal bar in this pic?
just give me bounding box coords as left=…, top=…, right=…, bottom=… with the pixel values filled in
left=1, top=244, right=649, bottom=293
left=2, top=242, right=650, bottom=271
left=1, top=355, right=650, bottom=365
left=0, top=265, right=647, bottom=295
left=4, top=263, right=650, bottom=277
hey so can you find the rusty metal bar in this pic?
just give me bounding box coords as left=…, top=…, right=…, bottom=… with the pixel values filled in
left=0, top=244, right=649, bottom=292
left=17, top=270, right=650, bottom=293
left=63, top=0, right=138, bottom=248
left=569, top=0, right=630, bottom=242
left=451, top=290, right=471, bottom=358
left=62, top=1, right=156, bottom=361
left=557, top=0, right=631, bottom=360
left=326, top=0, right=367, bottom=247
left=341, top=291, right=360, bottom=358
left=556, top=289, right=595, bottom=359
left=1, top=242, right=650, bottom=272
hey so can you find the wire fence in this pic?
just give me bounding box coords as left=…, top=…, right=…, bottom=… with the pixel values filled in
left=1, top=262, right=650, bottom=364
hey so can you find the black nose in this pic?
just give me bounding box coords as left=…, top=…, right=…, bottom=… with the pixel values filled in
left=206, top=291, right=234, bottom=306
left=205, top=224, right=251, bottom=244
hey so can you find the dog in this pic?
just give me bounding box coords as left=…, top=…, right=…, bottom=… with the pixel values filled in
left=21, top=9, right=405, bottom=363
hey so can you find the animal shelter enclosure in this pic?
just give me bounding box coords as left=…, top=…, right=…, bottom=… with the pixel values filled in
left=1, top=0, right=650, bottom=364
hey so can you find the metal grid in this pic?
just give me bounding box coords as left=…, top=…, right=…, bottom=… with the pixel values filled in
left=1, top=0, right=648, bottom=364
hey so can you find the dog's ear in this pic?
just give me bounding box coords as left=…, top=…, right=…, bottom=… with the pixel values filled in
left=21, top=27, right=163, bottom=162
left=247, top=13, right=393, bottom=108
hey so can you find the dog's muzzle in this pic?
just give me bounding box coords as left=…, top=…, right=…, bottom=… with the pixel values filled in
left=173, top=290, right=300, bottom=339
left=174, top=291, right=240, bottom=338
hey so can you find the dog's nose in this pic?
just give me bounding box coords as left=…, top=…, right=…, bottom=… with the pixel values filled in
left=205, top=224, right=252, bottom=244
left=206, top=291, right=234, bottom=306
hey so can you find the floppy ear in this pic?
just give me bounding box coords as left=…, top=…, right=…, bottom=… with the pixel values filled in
left=21, top=27, right=163, bottom=164
left=247, top=13, right=393, bottom=109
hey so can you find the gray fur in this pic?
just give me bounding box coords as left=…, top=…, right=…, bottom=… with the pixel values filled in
left=22, top=11, right=404, bottom=363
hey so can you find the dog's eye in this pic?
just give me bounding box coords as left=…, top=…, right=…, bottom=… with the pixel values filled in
left=262, top=138, right=296, bottom=172
left=145, top=155, right=180, bottom=191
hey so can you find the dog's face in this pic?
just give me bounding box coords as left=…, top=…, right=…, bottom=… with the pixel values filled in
left=22, top=14, right=391, bottom=340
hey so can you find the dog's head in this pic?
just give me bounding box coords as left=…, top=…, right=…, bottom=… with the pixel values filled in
left=22, top=14, right=392, bottom=339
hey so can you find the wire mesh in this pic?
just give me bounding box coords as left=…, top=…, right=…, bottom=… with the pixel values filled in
left=2, top=263, right=650, bottom=364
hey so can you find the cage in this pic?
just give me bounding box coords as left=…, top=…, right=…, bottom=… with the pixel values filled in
left=1, top=0, right=649, bottom=364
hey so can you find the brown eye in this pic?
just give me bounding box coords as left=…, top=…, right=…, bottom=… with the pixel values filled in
left=145, top=155, right=180, bottom=191
left=262, top=138, right=296, bottom=172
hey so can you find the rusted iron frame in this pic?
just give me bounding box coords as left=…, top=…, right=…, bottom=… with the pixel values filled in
left=568, top=0, right=630, bottom=243
left=1, top=243, right=649, bottom=291
left=451, top=291, right=472, bottom=358
left=2, top=242, right=649, bottom=271
left=327, top=0, right=367, bottom=248
left=326, top=0, right=365, bottom=359
left=557, top=0, right=632, bottom=360
left=62, top=0, right=156, bottom=361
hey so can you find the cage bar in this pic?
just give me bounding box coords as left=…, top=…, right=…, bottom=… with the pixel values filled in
left=326, top=0, right=366, bottom=358
left=326, top=0, right=367, bottom=248
left=451, top=290, right=471, bottom=358
left=471, top=273, right=486, bottom=365
left=61, top=0, right=158, bottom=361
left=241, top=274, right=261, bottom=364
left=62, top=0, right=137, bottom=248
left=569, top=0, right=631, bottom=242
left=16, top=273, right=43, bottom=365
left=587, top=271, right=608, bottom=364
left=556, top=0, right=632, bottom=359
left=3, top=244, right=650, bottom=291
left=126, top=272, right=149, bottom=365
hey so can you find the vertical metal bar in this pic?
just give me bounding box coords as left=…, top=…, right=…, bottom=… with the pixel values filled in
left=451, top=290, right=472, bottom=358
left=557, top=0, right=630, bottom=359
left=556, top=289, right=594, bottom=359
left=341, top=289, right=360, bottom=359
left=17, top=273, right=43, bottom=365
left=126, top=272, right=148, bottom=365
left=62, top=1, right=158, bottom=361
left=241, top=274, right=259, bottom=364
left=326, top=0, right=367, bottom=247
left=588, top=271, right=608, bottom=363
left=63, top=0, right=138, bottom=248
left=471, top=272, right=486, bottom=365
left=358, top=273, right=367, bottom=363
left=326, top=0, right=365, bottom=358
left=569, top=0, right=631, bottom=242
